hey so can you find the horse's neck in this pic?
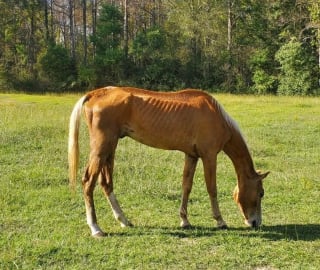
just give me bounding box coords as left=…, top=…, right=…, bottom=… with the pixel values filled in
left=223, top=127, right=256, bottom=186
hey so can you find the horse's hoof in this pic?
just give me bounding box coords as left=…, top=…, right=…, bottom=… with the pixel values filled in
left=120, top=221, right=134, bottom=228
left=126, top=221, right=134, bottom=227
left=92, top=231, right=106, bottom=238
left=180, top=222, right=193, bottom=230
left=218, top=224, right=228, bottom=230
left=181, top=224, right=193, bottom=230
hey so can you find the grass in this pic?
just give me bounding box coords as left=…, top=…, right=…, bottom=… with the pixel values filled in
left=0, top=92, right=320, bottom=269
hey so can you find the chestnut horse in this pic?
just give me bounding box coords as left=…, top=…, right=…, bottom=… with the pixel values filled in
left=68, top=86, right=269, bottom=237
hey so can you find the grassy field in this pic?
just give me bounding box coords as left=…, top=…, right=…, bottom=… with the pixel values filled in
left=0, top=92, right=319, bottom=269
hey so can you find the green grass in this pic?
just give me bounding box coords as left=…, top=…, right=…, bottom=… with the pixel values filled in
left=1, top=93, right=320, bottom=269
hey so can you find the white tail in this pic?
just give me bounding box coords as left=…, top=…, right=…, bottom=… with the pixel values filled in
left=68, top=95, right=87, bottom=188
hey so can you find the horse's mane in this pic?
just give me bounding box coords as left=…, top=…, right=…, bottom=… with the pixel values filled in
left=212, top=97, right=244, bottom=139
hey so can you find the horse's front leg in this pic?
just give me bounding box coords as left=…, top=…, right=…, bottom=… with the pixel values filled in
left=202, top=155, right=228, bottom=229
left=180, top=154, right=198, bottom=228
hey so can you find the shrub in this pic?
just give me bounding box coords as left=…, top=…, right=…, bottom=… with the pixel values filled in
left=250, top=49, right=277, bottom=94
left=40, top=44, right=77, bottom=90
left=275, top=39, right=318, bottom=95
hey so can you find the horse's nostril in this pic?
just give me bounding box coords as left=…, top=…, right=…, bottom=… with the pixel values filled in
left=251, top=220, right=257, bottom=228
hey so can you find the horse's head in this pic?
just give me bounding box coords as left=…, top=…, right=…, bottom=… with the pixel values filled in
left=233, top=171, right=269, bottom=228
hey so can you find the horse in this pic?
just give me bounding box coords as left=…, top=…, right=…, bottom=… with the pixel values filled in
left=68, top=86, right=269, bottom=237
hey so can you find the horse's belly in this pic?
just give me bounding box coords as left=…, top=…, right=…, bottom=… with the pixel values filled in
left=127, top=128, right=192, bottom=152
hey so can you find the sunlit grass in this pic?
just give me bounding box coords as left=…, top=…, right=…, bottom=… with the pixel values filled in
left=1, top=93, right=319, bottom=269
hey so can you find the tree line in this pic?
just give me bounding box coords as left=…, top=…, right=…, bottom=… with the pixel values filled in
left=0, top=0, right=320, bottom=95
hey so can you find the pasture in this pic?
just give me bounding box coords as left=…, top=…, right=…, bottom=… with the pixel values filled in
left=0, top=92, right=319, bottom=269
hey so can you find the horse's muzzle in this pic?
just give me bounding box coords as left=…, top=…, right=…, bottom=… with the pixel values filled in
left=245, top=217, right=261, bottom=228
left=251, top=220, right=257, bottom=228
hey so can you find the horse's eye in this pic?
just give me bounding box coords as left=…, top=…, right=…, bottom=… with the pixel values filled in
left=260, top=189, right=264, bottom=198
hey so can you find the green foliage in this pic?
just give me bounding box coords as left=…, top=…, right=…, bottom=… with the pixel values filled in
left=130, top=27, right=183, bottom=89
left=165, top=0, right=227, bottom=89
left=91, top=4, right=124, bottom=85
left=250, top=49, right=277, bottom=94
left=78, top=65, right=96, bottom=89
left=1, top=93, right=320, bottom=268
left=139, top=58, right=183, bottom=90
left=40, top=44, right=77, bottom=90
left=275, top=40, right=318, bottom=95
left=92, top=4, right=123, bottom=50
left=0, top=1, right=320, bottom=94
left=251, top=69, right=277, bottom=94
left=0, top=0, right=45, bottom=91
left=131, top=28, right=166, bottom=62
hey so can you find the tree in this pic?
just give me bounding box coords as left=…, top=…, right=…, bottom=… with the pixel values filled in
left=0, top=0, right=45, bottom=91
left=0, top=0, right=320, bottom=94
left=250, top=49, right=277, bottom=94
left=130, top=26, right=182, bottom=89
left=307, top=0, right=320, bottom=87
left=165, top=0, right=226, bottom=89
left=69, top=0, right=76, bottom=61
left=82, top=0, right=87, bottom=65
left=40, top=44, right=77, bottom=90
left=91, top=4, right=124, bottom=85
left=123, top=0, right=128, bottom=65
left=275, top=39, right=317, bottom=95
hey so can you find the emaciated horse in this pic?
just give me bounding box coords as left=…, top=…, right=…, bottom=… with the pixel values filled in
left=68, top=86, right=269, bottom=237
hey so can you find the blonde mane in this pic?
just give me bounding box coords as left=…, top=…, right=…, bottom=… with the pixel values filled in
left=212, top=97, right=243, bottom=137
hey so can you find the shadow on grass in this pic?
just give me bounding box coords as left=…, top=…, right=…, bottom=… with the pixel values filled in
left=176, top=224, right=320, bottom=241
left=104, top=225, right=218, bottom=238
left=173, top=224, right=320, bottom=241
left=105, top=224, right=320, bottom=242
left=258, top=224, right=320, bottom=241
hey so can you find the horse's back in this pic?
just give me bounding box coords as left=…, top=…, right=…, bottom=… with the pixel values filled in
left=121, top=86, right=212, bottom=102
left=85, top=86, right=213, bottom=104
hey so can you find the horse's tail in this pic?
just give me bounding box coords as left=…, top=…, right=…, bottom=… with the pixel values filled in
left=68, top=95, right=87, bottom=189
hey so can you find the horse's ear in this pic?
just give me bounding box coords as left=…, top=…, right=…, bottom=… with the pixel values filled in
left=256, top=171, right=270, bottom=181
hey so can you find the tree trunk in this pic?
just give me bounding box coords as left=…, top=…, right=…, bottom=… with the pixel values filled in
left=318, top=28, right=320, bottom=86
left=123, top=0, right=128, bottom=62
left=92, top=0, right=97, bottom=58
left=44, top=0, right=49, bottom=42
left=227, top=0, right=232, bottom=52
left=28, top=3, right=36, bottom=78
left=50, top=0, right=54, bottom=40
left=69, top=0, right=76, bottom=61
left=83, top=0, right=87, bottom=65
left=226, top=0, right=233, bottom=90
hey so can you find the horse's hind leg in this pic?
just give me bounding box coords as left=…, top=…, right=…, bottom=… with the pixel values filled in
left=82, top=156, right=106, bottom=237
left=180, top=154, right=198, bottom=228
left=99, top=150, right=133, bottom=228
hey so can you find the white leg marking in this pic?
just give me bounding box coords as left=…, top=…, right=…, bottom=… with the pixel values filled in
left=108, top=192, right=132, bottom=227
left=89, top=223, right=104, bottom=236
left=179, top=206, right=192, bottom=228
left=85, top=206, right=105, bottom=236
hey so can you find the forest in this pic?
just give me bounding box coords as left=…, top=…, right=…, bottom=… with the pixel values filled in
left=0, top=0, right=320, bottom=95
